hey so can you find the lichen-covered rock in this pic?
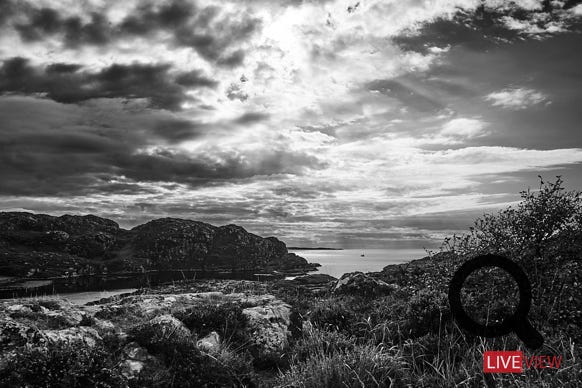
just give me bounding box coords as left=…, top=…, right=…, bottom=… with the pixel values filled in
left=130, top=314, right=193, bottom=347
left=332, top=272, right=398, bottom=297
left=0, top=319, right=39, bottom=349
left=0, top=288, right=299, bottom=384
left=41, top=327, right=102, bottom=347
left=197, top=331, right=221, bottom=353
left=121, top=342, right=155, bottom=379
left=243, top=300, right=292, bottom=358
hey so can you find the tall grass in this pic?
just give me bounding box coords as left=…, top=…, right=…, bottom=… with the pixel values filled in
left=276, top=309, right=581, bottom=388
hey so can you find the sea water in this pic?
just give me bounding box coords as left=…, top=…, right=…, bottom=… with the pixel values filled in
left=289, top=248, right=427, bottom=278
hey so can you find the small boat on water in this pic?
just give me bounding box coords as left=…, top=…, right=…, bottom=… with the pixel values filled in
left=360, top=253, right=365, bottom=257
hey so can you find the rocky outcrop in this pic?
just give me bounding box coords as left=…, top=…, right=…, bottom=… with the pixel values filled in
left=0, top=212, right=318, bottom=284
left=292, top=273, right=337, bottom=285
left=332, top=272, right=399, bottom=297
left=0, top=290, right=296, bottom=381
left=282, top=273, right=337, bottom=294
left=130, top=218, right=216, bottom=269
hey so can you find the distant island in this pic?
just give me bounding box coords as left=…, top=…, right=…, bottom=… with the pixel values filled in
left=287, top=247, right=343, bottom=250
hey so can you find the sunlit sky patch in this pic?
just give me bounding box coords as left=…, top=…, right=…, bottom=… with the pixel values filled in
left=1, top=0, right=582, bottom=248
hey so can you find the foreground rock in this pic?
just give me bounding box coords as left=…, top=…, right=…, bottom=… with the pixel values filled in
left=0, top=289, right=295, bottom=381
left=332, top=272, right=398, bottom=297
left=242, top=297, right=292, bottom=359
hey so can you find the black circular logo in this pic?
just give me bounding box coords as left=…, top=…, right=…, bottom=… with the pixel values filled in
left=448, top=254, right=544, bottom=349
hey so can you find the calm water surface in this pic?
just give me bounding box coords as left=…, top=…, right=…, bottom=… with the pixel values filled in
left=289, top=248, right=427, bottom=278
left=9, top=249, right=426, bottom=303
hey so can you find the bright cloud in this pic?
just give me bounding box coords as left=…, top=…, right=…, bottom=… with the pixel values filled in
left=440, top=118, right=488, bottom=138
left=485, top=87, right=549, bottom=110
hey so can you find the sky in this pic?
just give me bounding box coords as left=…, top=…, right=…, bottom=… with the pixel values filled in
left=1, top=0, right=582, bottom=248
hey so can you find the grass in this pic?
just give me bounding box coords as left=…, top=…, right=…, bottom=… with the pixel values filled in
left=277, top=342, right=405, bottom=388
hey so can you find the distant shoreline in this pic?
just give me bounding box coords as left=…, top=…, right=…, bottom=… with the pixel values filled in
left=288, top=247, right=343, bottom=250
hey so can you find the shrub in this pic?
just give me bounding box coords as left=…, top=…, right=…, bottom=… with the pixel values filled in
left=308, top=298, right=356, bottom=332
left=438, top=176, right=582, bottom=335
left=0, top=342, right=126, bottom=387
left=460, top=267, right=519, bottom=326
left=404, top=289, right=450, bottom=338
left=177, top=302, right=249, bottom=346
left=131, top=341, right=255, bottom=388
left=441, top=176, right=582, bottom=266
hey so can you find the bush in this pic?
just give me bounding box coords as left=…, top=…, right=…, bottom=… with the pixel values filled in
left=131, top=341, right=255, bottom=388
left=439, top=176, right=582, bottom=335
left=309, top=298, right=357, bottom=332
left=177, top=302, right=249, bottom=346
left=404, top=289, right=450, bottom=338
left=0, top=342, right=126, bottom=387
left=441, top=176, right=582, bottom=265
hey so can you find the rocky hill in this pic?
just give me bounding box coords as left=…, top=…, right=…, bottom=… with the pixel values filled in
left=0, top=212, right=318, bottom=280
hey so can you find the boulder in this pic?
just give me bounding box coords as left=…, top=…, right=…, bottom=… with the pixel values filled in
left=243, top=300, right=292, bottom=358
left=121, top=342, right=155, bottom=379
left=6, top=304, right=32, bottom=314
left=130, top=314, right=192, bottom=347
left=332, top=272, right=398, bottom=297
left=292, top=273, right=337, bottom=285
left=41, top=327, right=102, bottom=347
left=45, top=230, right=70, bottom=243
left=197, top=331, right=221, bottom=353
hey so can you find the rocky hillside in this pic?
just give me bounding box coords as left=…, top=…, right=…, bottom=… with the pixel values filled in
left=0, top=212, right=318, bottom=279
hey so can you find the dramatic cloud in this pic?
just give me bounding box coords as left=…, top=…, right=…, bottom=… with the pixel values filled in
left=485, top=87, right=549, bottom=110
left=0, top=57, right=216, bottom=110
left=6, top=0, right=261, bottom=67
left=0, top=96, right=325, bottom=197
left=393, top=0, right=582, bottom=53
left=0, top=0, right=581, bottom=247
